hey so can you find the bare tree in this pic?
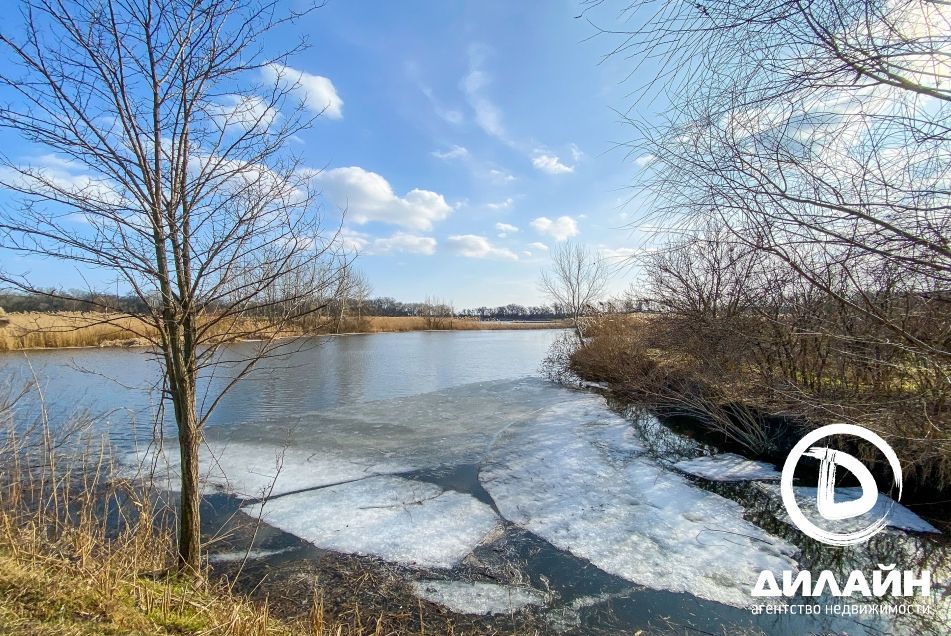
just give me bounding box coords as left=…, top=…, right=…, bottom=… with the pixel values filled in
left=0, top=0, right=343, bottom=572
left=587, top=0, right=951, bottom=360
left=540, top=242, right=607, bottom=338
left=350, top=269, right=372, bottom=324
left=421, top=295, right=454, bottom=330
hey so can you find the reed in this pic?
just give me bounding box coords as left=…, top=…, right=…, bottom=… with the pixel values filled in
left=0, top=312, right=567, bottom=352
left=0, top=383, right=312, bottom=634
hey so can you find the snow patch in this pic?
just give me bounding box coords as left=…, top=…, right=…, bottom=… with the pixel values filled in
left=673, top=453, right=781, bottom=481
left=242, top=476, right=499, bottom=568
left=481, top=395, right=800, bottom=608
left=412, top=580, right=549, bottom=615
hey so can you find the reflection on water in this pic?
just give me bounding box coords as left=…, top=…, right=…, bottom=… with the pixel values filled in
left=0, top=329, right=562, bottom=446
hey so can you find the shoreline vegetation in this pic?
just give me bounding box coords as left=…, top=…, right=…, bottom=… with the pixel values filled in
left=560, top=315, right=951, bottom=529
left=0, top=311, right=568, bottom=353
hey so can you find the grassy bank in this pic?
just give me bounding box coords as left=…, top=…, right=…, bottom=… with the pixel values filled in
left=565, top=314, right=951, bottom=512
left=0, top=312, right=567, bottom=352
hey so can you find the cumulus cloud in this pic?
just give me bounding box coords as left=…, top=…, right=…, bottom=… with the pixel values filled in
left=339, top=227, right=370, bottom=252
left=527, top=242, right=549, bottom=251
left=209, top=95, right=278, bottom=131
left=0, top=154, right=124, bottom=208
left=530, top=216, right=579, bottom=241
left=487, top=198, right=514, bottom=210
left=446, top=234, right=518, bottom=260
left=495, top=222, right=518, bottom=233
left=372, top=232, right=437, bottom=255
left=316, top=166, right=452, bottom=231
left=263, top=63, right=343, bottom=119
left=432, top=145, right=469, bottom=160
left=532, top=153, right=574, bottom=175
left=339, top=228, right=436, bottom=255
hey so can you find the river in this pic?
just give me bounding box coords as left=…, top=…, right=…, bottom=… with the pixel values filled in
left=0, top=330, right=947, bottom=635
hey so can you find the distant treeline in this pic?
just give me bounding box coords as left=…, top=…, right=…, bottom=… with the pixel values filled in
left=0, top=291, right=586, bottom=321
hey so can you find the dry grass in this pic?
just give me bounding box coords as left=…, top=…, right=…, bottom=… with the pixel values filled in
left=0, top=312, right=567, bottom=352
left=0, top=312, right=155, bottom=351
left=569, top=313, right=951, bottom=495
left=349, top=316, right=565, bottom=333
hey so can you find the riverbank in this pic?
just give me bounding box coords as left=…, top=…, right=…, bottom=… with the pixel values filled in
left=0, top=311, right=567, bottom=352
left=564, top=315, right=951, bottom=529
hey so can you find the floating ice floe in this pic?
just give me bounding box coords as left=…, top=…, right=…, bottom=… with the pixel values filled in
left=758, top=484, right=940, bottom=534
left=412, top=580, right=549, bottom=615
left=126, top=443, right=413, bottom=499
left=481, top=395, right=800, bottom=608
left=242, top=475, right=499, bottom=569
left=673, top=453, right=781, bottom=481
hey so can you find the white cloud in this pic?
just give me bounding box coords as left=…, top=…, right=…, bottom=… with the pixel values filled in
left=462, top=45, right=512, bottom=144
left=487, top=169, right=516, bottom=184
left=0, top=154, right=124, bottom=207
left=263, top=63, right=343, bottom=119
left=495, top=221, right=518, bottom=237
left=532, top=153, right=574, bottom=175
left=371, top=232, right=437, bottom=255
left=316, top=166, right=452, bottom=231
left=210, top=95, right=278, bottom=131
left=600, top=246, right=642, bottom=261
left=487, top=198, right=514, bottom=211
left=634, top=154, right=656, bottom=168
left=527, top=242, right=549, bottom=251
left=432, top=145, right=469, bottom=160
left=569, top=143, right=584, bottom=162
left=446, top=234, right=518, bottom=260
left=530, top=216, right=579, bottom=241
left=339, top=227, right=370, bottom=252
left=339, top=228, right=437, bottom=255
left=419, top=85, right=464, bottom=125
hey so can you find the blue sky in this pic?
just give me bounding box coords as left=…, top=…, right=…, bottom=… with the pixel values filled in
left=0, top=0, right=656, bottom=308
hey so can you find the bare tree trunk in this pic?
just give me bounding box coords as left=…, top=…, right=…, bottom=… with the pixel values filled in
left=175, top=405, right=201, bottom=572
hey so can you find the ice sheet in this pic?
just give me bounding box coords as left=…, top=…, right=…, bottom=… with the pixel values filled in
left=412, top=580, right=549, bottom=614
left=124, top=378, right=582, bottom=498
left=242, top=476, right=500, bottom=568
left=481, top=396, right=800, bottom=608
left=673, top=453, right=781, bottom=481
left=127, top=442, right=413, bottom=499
left=758, top=484, right=940, bottom=534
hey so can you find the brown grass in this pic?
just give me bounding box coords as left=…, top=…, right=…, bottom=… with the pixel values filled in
left=0, top=312, right=155, bottom=351
left=0, top=312, right=567, bottom=352
left=348, top=316, right=566, bottom=333
left=569, top=313, right=951, bottom=496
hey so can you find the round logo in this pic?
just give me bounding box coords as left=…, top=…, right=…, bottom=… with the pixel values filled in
left=780, top=424, right=902, bottom=547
